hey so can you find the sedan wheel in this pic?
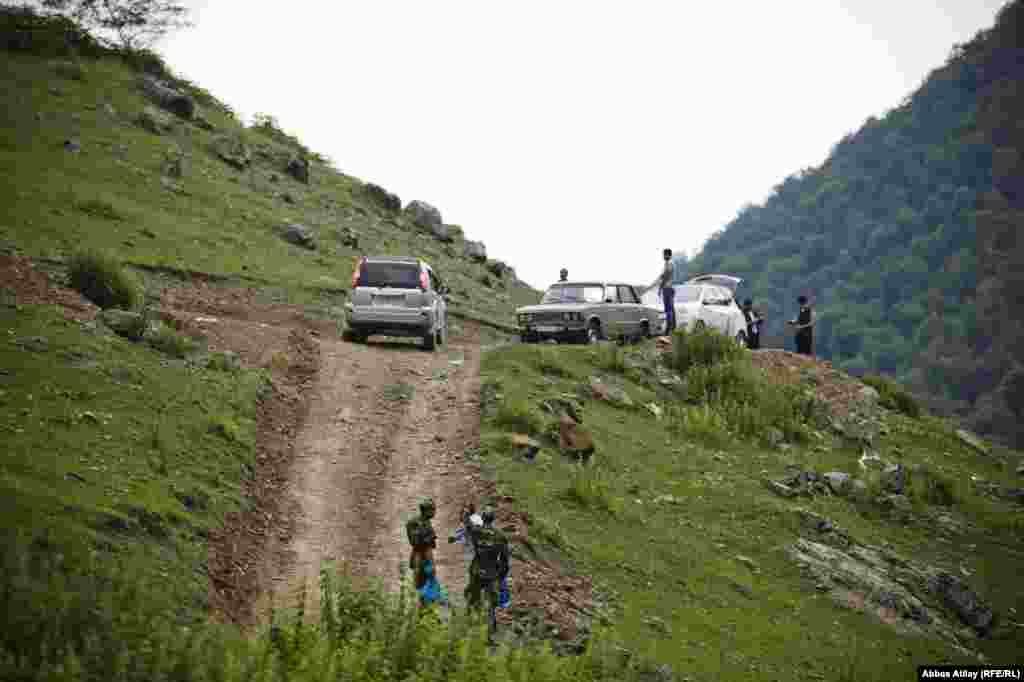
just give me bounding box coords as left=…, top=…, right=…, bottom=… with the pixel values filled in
left=585, top=321, right=602, bottom=345
left=694, top=320, right=706, bottom=331
left=735, top=330, right=747, bottom=347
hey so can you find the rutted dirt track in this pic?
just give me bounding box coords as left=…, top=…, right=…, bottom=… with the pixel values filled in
left=255, top=324, right=484, bottom=620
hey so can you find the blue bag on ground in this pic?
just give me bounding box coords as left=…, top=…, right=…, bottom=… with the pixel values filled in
left=416, top=560, right=448, bottom=605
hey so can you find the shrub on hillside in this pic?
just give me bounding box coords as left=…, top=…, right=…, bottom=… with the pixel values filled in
left=145, top=322, right=198, bottom=357
left=67, top=249, right=143, bottom=310
left=667, top=326, right=742, bottom=374
left=862, top=374, right=921, bottom=418
left=564, top=462, right=620, bottom=515
left=494, top=397, right=544, bottom=435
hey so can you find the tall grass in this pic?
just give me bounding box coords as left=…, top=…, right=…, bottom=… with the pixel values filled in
left=564, top=463, right=620, bottom=515
left=862, top=374, right=921, bottom=418
left=0, top=526, right=649, bottom=681
left=67, top=249, right=143, bottom=310
left=666, top=326, right=742, bottom=375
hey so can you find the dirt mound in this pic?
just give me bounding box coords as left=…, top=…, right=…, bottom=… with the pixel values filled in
left=748, top=349, right=872, bottom=421
left=0, top=254, right=99, bottom=323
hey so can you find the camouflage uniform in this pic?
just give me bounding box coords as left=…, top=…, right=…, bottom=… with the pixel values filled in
left=406, top=499, right=437, bottom=591
left=465, top=509, right=510, bottom=634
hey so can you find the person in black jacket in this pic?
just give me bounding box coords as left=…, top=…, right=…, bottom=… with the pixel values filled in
left=787, top=295, right=815, bottom=355
left=742, top=299, right=763, bottom=349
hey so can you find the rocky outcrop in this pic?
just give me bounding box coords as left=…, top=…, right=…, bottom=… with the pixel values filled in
left=463, top=240, right=487, bottom=261
left=404, top=200, right=442, bottom=230
left=279, top=223, right=316, bottom=250
left=140, top=75, right=196, bottom=120
left=136, top=105, right=173, bottom=135
left=286, top=156, right=310, bottom=184
left=362, top=183, right=401, bottom=212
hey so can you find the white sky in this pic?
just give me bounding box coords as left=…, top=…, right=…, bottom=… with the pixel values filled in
left=159, top=1, right=1006, bottom=291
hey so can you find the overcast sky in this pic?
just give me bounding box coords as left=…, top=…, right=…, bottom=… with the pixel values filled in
left=159, top=1, right=1006, bottom=291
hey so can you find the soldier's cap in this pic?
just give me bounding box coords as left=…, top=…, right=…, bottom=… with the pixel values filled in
left=468, top=513, right=483, bottom=528
left=419, top=497, right=436, bottom=510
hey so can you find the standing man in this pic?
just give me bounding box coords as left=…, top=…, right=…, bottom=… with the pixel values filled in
left=650, top=248, right=676, bottom=335
left=465, top=507, right=510, bottom=639
left=742, top=299, right=763, bottom=349
left=559, top=268, right=568, bottom=282
left=406, top=498, right=437, bottom=590
left=787, top=295, right=815, bottom=356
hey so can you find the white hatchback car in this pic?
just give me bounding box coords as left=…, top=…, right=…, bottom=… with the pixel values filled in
left=641, top=274, right=749, bottom=345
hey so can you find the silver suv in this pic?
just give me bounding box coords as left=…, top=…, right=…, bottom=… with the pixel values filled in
left=344, top=256, right=449, bottom=350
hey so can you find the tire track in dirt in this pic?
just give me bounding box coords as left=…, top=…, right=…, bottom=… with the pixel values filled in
left=258, top=323, right=483, bottom=620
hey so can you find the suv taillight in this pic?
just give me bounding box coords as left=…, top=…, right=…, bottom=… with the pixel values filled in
left=419, top=269, right=429, bottom=291
left=352, top=257, right=364, bottom=288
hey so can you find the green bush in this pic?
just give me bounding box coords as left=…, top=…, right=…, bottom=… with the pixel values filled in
left=667, top=326, right=742, bottom=374
left=669, top=403, right=730, bottom=446
left=145, top=322, right=198, bottom=358
left=862, top=374, right=921, bottom=418
left=494, top=398, right=544, bottom=435
left=907, top=465, right=959, bottom=507
left=67, top=249, right=143, bottom=310
left=564, top=463, right=620, bottom=515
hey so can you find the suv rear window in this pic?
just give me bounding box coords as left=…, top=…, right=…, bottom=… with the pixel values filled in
left=358, top=261, right=422, bottom=289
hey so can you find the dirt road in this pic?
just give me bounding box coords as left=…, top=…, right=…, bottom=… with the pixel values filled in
left=256, top=323, right=484, bottom=620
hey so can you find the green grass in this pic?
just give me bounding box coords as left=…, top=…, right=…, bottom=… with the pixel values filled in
left=67, top=249, right=144, bottom=310
left=863, top=373, right=922, bottom=418
left=0, top=303, right=267, bottom=667
left=479, top=340, right=1024, bottom=679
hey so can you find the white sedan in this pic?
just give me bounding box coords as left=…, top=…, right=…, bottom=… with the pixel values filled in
left=641, top=274, right=750, bottom=345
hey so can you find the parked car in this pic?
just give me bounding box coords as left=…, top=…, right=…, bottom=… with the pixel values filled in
left=344, top=255, right=449, bottom=350
left=669, top=274, right=749, bottom=344
left=515, top=281, right=659, bottom=344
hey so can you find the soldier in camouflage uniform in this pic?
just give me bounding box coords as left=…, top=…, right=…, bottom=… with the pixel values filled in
left=464, top=507, right=510, bottom=636
left=406, top=498, right=437, bottom=596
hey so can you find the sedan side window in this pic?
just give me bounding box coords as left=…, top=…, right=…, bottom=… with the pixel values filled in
left=618, top=285, right=638, bottom=304
left=604, top=286, right=620, bottom=303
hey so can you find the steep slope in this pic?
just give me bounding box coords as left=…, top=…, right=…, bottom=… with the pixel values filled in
left=677, top=1, right=1022, bottom=445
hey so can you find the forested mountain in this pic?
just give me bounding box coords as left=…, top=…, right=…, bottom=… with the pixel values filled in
left=674, top=0, right=1023, bottom=446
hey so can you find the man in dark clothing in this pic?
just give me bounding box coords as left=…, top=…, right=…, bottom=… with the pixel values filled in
left=648, top=248, right=676, bottom=335
left=559, top=268, right=568, bottom=282
left=465, top=507, right=510, bottom=638
left=406, top=498, right=437, bottom=592
left=787, top=295, right=815, bottom=355
left=742, top=299, right=762, bottom=349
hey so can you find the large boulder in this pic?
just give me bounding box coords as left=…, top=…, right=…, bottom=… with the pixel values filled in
left=363, top=183, right=401, bottom=212
left=404, top=200, right=442, bottom=230
left=140, top=75, right=196, bottom=120
left=279, top=223, right=316, bottom=250
left=431, top=223, right=454, bottom=242
left=463, top=240, right=487, bottom=261
left=213, top=134, right=251, bottom=170
left=286, top=156, right=310, bottom=184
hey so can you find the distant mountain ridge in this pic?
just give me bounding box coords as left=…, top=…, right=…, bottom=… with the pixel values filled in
left=676, top=0, right=1023, bottom=447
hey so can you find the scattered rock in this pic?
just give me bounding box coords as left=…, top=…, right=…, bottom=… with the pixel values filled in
left=463, top=239, right=487, bottom=261
left=281, top=192, right=296, bottom=204
left=859, top=450, right=889, bottom=471
left=645, top=402, right=663, bottom=419
left=279, top=223, right=316, bottom=250
left=823, top=471, right=851, bottom=495
left=338, top=227, right=359, bottom=248
left=286, top=156, right=310, bottom=184
left=140, top=75, right=196, bottom=120
left=404, top=200, right=442, bottom=230
left=487, top=260, right=512, bottom=278
left=63, top=138, right=81, bottom=153
left=926, top=572, right=995, bottom=636
left=213, top=133, right=251, bottom=170
left=100, top=309, right=146, bottom=340
left=956, top=429, right=990, bottom=455
left=430, top=223, right=452, bottom=242
left=363, top=183, right=401, bottom=211
left=764, top=479, right=799, bottom=498
left=14, top=335, right=49, bottom=352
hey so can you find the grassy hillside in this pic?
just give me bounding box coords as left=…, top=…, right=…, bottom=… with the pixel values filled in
left=478, top=334, right=1024, bottom=680
left=674, top=1, right=1023, bottom=446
